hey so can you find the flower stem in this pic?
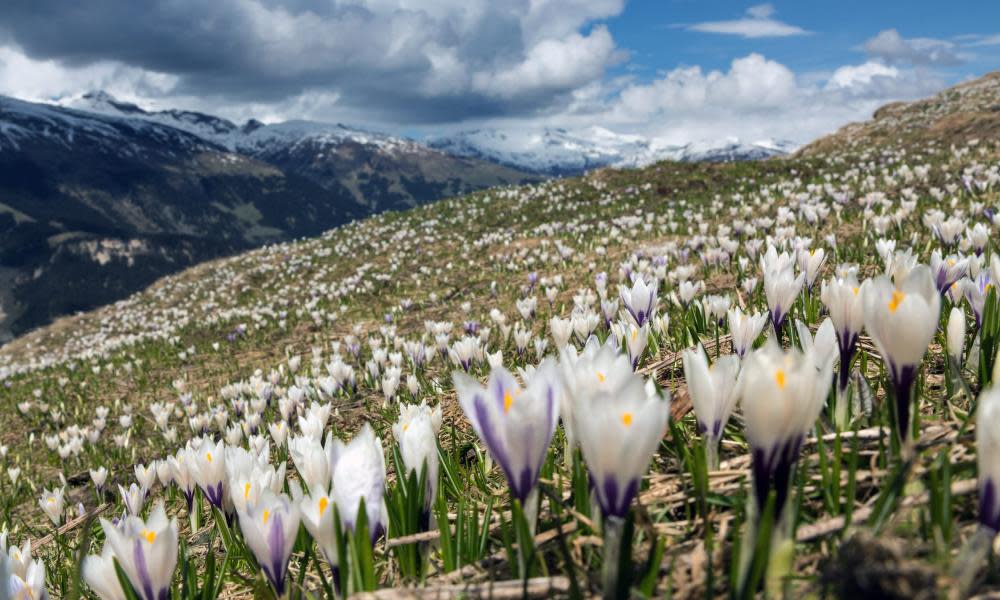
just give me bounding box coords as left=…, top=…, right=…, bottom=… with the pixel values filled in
left=705, top=439, right=719, bottom=472
left=601, top=516, right=625, bottom=600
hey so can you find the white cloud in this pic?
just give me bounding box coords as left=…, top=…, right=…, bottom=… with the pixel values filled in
left=471, top=26, right=621, bottom=100
left=966, top=33, right=1000, bottom=47
left=863, top=29, right=963, bottom=66
left=0, top=0, right=628, bottom=123
left=612, top=54, right=797, bottom=120
left=685, top=4, right=809, bottom=39
left=0, top=45, right=178, bottom=103
left=525, top=54, right=949, bottom=147
left=825, top=62, right=899, bottom=90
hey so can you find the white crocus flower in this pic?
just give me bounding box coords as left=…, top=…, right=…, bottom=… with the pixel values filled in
left=618, top=275, right=657, bottom=327
left=572, top=365, right=669, bottom=519
left=455, top=360, right=560, bottom=514
left=682, top=344, right=739, bottom=469
left=863, top=265, right=940, bottom=444
left=795, top=318, right=838, bottom=376
left=288, top=435, right=331, bottom=495
left=101, top=502, right=178, bottom=600
left=186, top=438, right=227, bottom=509
left=134, top=463, right=156, bottom=493
left=761, top=247, right=805, bottom=334
left=727, top=307, right=768, bottom=359
left=392, top=402, right=443, bottom=516
left=90, top=467, right=109, bottom=494
left=977, top=385, right=1000, bottom=532
left=948, top=306, right=967, bottom=365
left=549, top=316, right=574, bottom=350
left=38, top=488, right=64, bottom=526
left=7, top=544, right=46, bottom=600
left=624, top=322, right=649, bottom=370
left=799, top=247, right=827, bottom=289
left=237, top=490, right=300, bottom=598
left=330, top=424, right=389, bottom=544
left=119, top=483, right=145, bottom=516
left=300, top=487, right=338, bottom=570
left=930, top=250, right=969, bottom=295
left=739, top=339, right=831, bottom=520
left=82, top=544, right=127, bottom=600
left=168, top=453, right=196, bottom=511
left=820, top=272, right=866, bottom=396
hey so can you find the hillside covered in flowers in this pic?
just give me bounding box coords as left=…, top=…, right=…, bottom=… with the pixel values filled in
left=1, top=72, right=1000, bottom=599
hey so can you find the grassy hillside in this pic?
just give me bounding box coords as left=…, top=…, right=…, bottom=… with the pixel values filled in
left=1, top=74, right=1000, bottom=598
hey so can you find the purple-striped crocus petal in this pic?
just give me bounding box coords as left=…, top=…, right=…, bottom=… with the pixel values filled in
left=602, top=476, right=620, bottom=518
left=472, top=394, right=517, bottom=496
left=598, top=475, right=640, bottom=519
left=750, top=446, right=771, bottom=514
left=890, top=364, right=918, bottom=443
left=267, top=513, right=287, bottom=596
left=642, top=291, right=655, bottom=325
left=980, top=478, right=1000, bottom=532
left=836, top=330, right=859, bottom=393
left=202, top=481, right=225, bottom=509
left=132, top=539, right=156, bottom=600
left=370, top=520, right=386, bottom=546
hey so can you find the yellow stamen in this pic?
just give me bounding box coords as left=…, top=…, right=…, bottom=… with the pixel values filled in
left=775, top=369, right=786, bottom=389
left=621, top=412, right=633, bottom=426
left=888, top=290, right=905, bottom=313
left=206, top=452, right=213, bottom=463
left=852, top=287, right=859, bottom=296
left=262, top=510, right=270, bottom=524
left=402, top=424, right=409, bottom=432
left=143, top=529, right=156, bottom=544
left=596, top=372, right=606, bottom=383
left=244, top=482, right=251, bottom=499
left=503, top=391, right=513, bottom=413
left=318, top=496, right=329, bottom=517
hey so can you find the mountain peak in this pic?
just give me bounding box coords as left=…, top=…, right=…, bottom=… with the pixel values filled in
left=72, top=90, right=147, bottom=115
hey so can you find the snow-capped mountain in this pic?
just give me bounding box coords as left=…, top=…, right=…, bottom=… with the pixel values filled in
left=64, top=92, right=795, bottom=178
left=429, top=127, right=797, bottom=175
left=62, top=91, right=429, bottom=156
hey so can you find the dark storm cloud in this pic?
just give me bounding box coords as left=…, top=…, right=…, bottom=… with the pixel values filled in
left=0, top=0, right=623, bottom=122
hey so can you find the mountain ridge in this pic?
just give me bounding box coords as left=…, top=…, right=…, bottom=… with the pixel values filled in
left=428, top=126, right=796, bottom=174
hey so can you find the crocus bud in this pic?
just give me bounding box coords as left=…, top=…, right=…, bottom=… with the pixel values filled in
left=393, top=402, right=443, bottom=517
left=947, top=306, right=966, bottom=364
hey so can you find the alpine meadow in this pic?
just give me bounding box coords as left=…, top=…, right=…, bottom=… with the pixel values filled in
left=3, top=3, right=1000, bottom=599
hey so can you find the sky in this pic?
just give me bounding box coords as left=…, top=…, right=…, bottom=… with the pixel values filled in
left=0, top=0, right=998, bottom=145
